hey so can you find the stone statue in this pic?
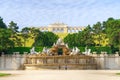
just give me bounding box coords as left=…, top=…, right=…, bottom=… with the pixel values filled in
left=53, top=43, right=56, bottom=47
left=72, top=47, right=75, bottom=52
left=63, top=47, right=69, bottom=55
left=42, top=47, right=48, bottom=53
left=65, top=44, right=69, bottom=48
left=83, top=46, right=91, bottom=55
left=30, top=47, right=36, bottom=54
left=40, top=38, right=71, bottom=56
left=87, top=49, right=91, bottom=55
left=56, top=38, right=64, bottom=45
left=49, top=46, right=58, bottom=55
left=46, top=49, right=50, bottom=55
left=75, top=47, right=80, bottom=54
left=70, top=47, right=80, bottom=55
left=69, top=47, right=74, bottom=55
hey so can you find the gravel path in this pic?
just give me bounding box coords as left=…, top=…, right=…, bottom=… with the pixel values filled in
left=0, top=70, right=120, bottom=80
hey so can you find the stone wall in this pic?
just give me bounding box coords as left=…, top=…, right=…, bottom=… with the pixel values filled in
left=0, top=53, right=26, bottom=70
left=92, top=53, right=120, bottom=69
left=0, top=53, right=120, bottom=70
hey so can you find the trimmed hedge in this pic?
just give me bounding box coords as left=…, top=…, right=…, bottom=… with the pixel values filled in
left=87, top=46, right=112, bottom=54
left=72, top=46, right=112, bottom=54
left=7, top=47, right=44, bottom=54
left=7, top=47, right=31, bottom=54
left=6, top=46, right=116, bottom=54
left=35, top=47, right=44, bottom=52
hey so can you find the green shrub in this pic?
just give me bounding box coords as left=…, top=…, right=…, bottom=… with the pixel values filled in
left=35, top=47, right=44, bottom=52
left=7, top=47, right=44, bottom=54
left=7, top=47, right=31, bottom=54
left=0, top=73, right=11, bottom=77
left=90, top=46, right=111, bottom=54
left=6, top=46, right=114, bottom=54
left=116, top=73, right=120, bottom=75
left=77, top=46, right=112, bottom=54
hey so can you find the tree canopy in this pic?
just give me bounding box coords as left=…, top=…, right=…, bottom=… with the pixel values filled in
left=8, top=21, right=19, bottom=33
left=0, top=17, right=7, bottom=28
left=0, top=16, right=120, bottom=53
left=64, top=25, right=94, bottom=47
left=64, top=17, right=120, bottom=52
left=33, top=31, right=58, bottom=47
left=103, top=18, right=120, bottom=52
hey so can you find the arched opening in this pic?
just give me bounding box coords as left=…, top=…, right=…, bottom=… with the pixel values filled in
left=58, top=48, right=63, bottom=55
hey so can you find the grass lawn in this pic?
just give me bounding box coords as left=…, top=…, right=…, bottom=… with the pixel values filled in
left=0, top=73, right=11, bottom=77
left=116, top=73, right=120, bottom=75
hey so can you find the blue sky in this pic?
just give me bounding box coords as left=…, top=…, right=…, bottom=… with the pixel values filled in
left=0, top=0, right=120, bottom=29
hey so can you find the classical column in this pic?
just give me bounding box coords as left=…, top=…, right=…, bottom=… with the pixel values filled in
left=44, top=28, right=46, bottom=31
left=72, top=28, right=75, bottom=33
left=67, top=28, right=70, bottom=33
left=74, top=28, right=77, bottom=33
left=39, top=28, right=42, bottom=31
left=48, top=27, right=52, bottom=32
left=78, top=28, right=80, bottom=32
left=55, top=28, right=57, bottom=32
left=68, top=28, right=71, bottom=33
left=43, top=28, right=46, bottom=31
left=76, top=28, right=78, bottom=33
left=57, top=28, right=59, bottom=33
left=51, top=28, right=54, bottom=32
left=60, top=28, right=62, bottom=33
left=63, top=27, right=68, bottom=33
left=70, top=28, right=73, bottom=33
left=55, top=28, right=57, bottom=33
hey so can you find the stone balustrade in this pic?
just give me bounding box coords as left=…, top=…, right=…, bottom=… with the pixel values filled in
left=24, top=55, right=97, bottom=70
left=0, top=52, right=120, bottom=70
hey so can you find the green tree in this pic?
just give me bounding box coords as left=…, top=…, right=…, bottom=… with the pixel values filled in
left=43, top=32, right=58, bottom=46
left=92, top=22, right=103, bottom=46
left=64, top=33, right=77, bottom=47
left=0, top=17, right=14, bottom=54
left=8, top=21, right=22, bottom=47
left=8, top=21, right=19, bottom=33
left=30, top=28, right=44, bottom=46
left=33, top=31, right=58, bottom=47
left=64, top=25, right=93, bottom=47
left=0, top=17, right=7, bottom=28
left=21, top=27, right=30, bottom=47
left=29, top=28, right=41, bottom=39
left=82, top=25, right=94, bottom=46
left=0, top=28, right=14, bottom=53
left=103, top=18, right=120, bottom=52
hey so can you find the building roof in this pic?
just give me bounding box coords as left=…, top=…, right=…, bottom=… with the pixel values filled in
left=48, top=22, right=68, bottom=28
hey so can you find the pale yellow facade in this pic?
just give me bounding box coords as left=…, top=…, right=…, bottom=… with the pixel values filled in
left=38, top=22, right=85, bottom=33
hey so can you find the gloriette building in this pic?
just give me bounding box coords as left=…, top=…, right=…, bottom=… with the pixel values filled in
left=37, top=22, right=85, bottom=33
